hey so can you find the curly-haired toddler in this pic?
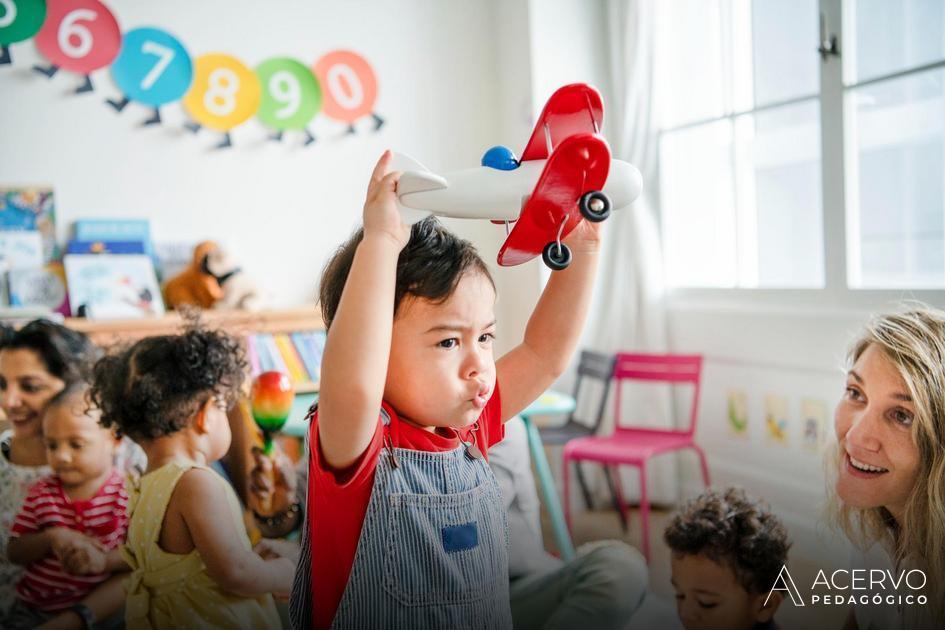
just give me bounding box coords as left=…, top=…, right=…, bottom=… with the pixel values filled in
left=89, top=325, right=290, bottom=629
left=664, top=487, right=791, bottom=630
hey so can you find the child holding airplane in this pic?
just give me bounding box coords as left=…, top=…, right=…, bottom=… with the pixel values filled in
left=288, top=149, right=605, bottom=629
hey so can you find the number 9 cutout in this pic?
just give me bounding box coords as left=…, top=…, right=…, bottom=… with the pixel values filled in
left=256, top=57, right=322, bottom=146
left=0, top=0, right=46, bottom=66
left=33, top=0, right=121, bottom=94
left=313, top=50, right=383, bottom=134
left=182, top=53, right=261, bottom=149
left=107, top=27, right=193, bottom=126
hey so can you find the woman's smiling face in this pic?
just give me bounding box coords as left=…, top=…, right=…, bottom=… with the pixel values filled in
left=0, top=348, right=66, bottom=440
left=834, top=343, right=921, bottom=523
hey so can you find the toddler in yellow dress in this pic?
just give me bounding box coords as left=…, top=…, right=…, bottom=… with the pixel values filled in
left=89, top=325, right=293, bottom=629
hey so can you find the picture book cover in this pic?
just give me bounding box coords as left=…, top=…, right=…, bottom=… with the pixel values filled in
left=0, top=188, right=57, bottom=262
left=0, top=230, right=44, bottom=271
left=7, top=265, right=68, bottom=313
left=63, top=254, right=164, bottom=319
left=66, top=240, right=147, bottom=255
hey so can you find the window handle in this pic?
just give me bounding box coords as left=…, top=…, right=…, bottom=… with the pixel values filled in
left=818, top=12, right=840, bottom=61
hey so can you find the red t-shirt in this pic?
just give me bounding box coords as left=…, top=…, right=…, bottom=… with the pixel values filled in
left=11, top=468, right=129, bottom=611
left=306, top=387, right=504, bottom=630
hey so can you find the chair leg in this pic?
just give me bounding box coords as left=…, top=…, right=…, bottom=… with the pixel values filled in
left=639, top=463, right=650, bottom=562
left=604, top=465, right=628, bottom=531
left=694, top=445, right=711, bottom=487
left=607, top=465, right=630, bottom=533
left=563, top=454, right=572, bottom=534
left=575, top=462, right=594, bottom=510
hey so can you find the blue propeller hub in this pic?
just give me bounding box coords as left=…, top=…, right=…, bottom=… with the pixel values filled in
left=481, top=145, right=520, bottom=171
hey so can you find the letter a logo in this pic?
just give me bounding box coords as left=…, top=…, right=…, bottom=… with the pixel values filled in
left=767, top=565, right=805, bottom=607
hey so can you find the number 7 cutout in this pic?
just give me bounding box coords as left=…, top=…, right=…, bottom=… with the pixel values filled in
left=182, top=53, right=261, bottom=150
left=106, top=27, right=193, bottom=126
left=255, top=57, right=322, bottom=147
left=0, top=0, right=46, bottom=66
left=313, top=50, right=383, bottom=136
left=33, top=0, right=121, bottom=94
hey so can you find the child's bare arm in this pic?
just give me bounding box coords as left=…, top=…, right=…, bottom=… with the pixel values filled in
left=318, top=150, right=409, bottom=469
left=7, top=527, right=90, bottom=566
left=496, top=222, right=602, bottom=421
left=179, top=468, right=294, bottom=597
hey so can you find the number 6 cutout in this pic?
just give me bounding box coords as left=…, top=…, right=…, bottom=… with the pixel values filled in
left=33, top=0, right=121, bottom=94
left=107, top=27, right=193, bottom=126
left=182, top=53, right=261, bottom=149
left=313, top=50, right=383, bottom=134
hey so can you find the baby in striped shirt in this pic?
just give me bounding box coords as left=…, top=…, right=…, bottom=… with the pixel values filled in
left=5, top=383, right=130, bottom=627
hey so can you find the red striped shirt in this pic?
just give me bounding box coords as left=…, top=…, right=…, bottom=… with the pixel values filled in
left=11, top=468, right=129, bottom=611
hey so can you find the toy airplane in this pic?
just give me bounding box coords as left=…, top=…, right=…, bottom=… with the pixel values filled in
left=395, top=83, right=643, bottom=270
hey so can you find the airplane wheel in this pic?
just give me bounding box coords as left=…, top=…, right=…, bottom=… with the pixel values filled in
left=579, top=190, right=611, bottom=222
left=542, top=241, right=572, bottom=271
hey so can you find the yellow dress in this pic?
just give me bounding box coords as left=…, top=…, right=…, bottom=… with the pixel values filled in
left=122, top=460, right=281, bottom=629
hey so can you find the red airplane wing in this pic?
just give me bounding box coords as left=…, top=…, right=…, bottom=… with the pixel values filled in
left=520, top=84, right=604, bottom=163
left=498, top=133, right=611, bottom=266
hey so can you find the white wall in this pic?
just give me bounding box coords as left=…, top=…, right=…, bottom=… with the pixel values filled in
left=0, top=0, right=508, bottom=307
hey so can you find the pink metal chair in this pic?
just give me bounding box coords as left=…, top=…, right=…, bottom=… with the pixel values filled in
left=562, top=353, right=709, bottom=561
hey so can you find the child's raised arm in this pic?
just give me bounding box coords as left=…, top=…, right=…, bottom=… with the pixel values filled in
left=178, top=468, right=294, bottom=597
left=318, top=151, right=409, bottom=470
left=496, top=221, right=602, bottom=421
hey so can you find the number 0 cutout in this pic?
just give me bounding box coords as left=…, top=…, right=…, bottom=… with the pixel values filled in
left=313, top=50, right=377, bottom=124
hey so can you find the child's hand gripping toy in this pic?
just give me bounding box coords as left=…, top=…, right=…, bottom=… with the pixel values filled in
left=250, top=371, right=295, bottom=514
left=394, top=83, right=644, bottom=270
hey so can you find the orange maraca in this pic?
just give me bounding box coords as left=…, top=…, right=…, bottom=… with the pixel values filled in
left=250, top=371, right=294, bottom=514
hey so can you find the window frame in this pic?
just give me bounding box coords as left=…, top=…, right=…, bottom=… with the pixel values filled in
left=660, top=0, right=945, bottom=310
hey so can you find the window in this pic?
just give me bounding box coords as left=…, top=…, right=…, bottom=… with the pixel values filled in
left=656, top=0, right=945, bottom=291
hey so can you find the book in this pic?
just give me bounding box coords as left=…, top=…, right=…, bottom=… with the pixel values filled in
left=246, top=334, right=262, bottom=376
left=66, top=240, right=147, bottom=255
left=291, top=331, right=324, bottom=383
left=0, top=188, right=57, bottom=262
left=274, top=333, right=310, bottom=384
left=63, top=254, right=165, bottom=319
left=73, top=219, right=162, bottom=279
left=0, top=231, right=44, bottom=271
left=7, top=266, right=68, bottom=312
left=259, top=334, right=288, bottom=375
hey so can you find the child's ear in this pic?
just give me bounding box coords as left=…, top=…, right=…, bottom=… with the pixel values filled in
left=193, top=398, right=215, bottom=435
left=754, top=590, right=783, bottom=623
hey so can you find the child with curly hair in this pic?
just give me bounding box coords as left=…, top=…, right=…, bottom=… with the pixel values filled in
left=89, top=326, right=291, bottom=629
left=664, top=487, right=791, bottom=630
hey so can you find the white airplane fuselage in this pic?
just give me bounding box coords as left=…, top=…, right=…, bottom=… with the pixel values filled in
left=396, top=158, right=643, bottom=222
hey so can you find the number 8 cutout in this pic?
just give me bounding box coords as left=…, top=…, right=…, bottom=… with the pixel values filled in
left=107, top=27, right=193, bottom=126
left=256, top=57, right=322, bottom=146
left=33, top=0, right=121, bottom=94
left=0, top=0, right=46, bottom=66
left=313, top=50, right=383, bottom=134
left=182, top=52, right=260, bottom=149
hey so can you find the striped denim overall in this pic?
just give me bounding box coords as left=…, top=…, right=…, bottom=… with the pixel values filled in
left=290, top=410, right=513, bottom=629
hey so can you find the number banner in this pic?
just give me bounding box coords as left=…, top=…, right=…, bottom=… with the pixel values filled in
left=34, top=0, right=120, bottom=72
left=111, top=27, right=192, bottom=107
left=0, top=0, right=46, bottom=45
left=182, top=53, right=260, bottom=132
left=255, top=57, right=321, bottom=131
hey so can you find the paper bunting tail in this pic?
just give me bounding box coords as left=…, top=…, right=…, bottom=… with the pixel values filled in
left=75, top=75, right=93, bottom=94
left=33, top=64, right=58, bottom=78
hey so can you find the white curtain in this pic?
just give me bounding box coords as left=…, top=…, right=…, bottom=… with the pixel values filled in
left=575, top=0, right=676, bottom=504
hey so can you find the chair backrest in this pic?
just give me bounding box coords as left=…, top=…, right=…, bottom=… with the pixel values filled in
left=612, top=352, right=703, bottom=436
left=570, top=350, right=617, bottom=432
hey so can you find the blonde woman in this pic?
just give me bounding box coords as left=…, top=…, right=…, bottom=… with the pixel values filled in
left=831, top=307, right=945, bottom=630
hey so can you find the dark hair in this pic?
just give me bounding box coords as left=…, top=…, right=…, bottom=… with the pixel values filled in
left=318, top=217, right=495, bottom=329
left=44, top=381, right=93, bottom=417
left=0, top=319, right=99, bottom=385
left=89, top=324, right=246, bottom=442
left=664, top=487, right=791, bottom=594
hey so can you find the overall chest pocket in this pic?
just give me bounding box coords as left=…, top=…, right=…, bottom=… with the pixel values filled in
left=383, top=482, right=508, bottom=606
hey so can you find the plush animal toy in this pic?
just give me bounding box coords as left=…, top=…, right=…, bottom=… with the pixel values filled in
left=163, top=241, right=223, bottom=309
left=163, top=241, right=265, bottom=311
